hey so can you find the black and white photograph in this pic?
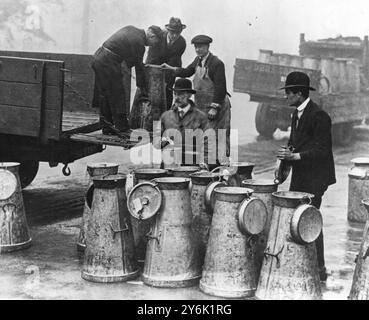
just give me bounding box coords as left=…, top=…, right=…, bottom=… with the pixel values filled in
left=0, top=0, right=369, bottom=304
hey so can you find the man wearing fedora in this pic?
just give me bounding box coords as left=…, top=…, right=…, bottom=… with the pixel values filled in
left=91, top=25, right=162, bottom=135
left=145, top=17, right=187, bottom=109
left=159, top=78, right=209, bottom=166
left=277, top=71, right=336, bottom=281
left=161, top=34, right=231, bottom=169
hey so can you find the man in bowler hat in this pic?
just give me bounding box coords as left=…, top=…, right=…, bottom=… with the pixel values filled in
left=277, top=71, right=336, bottom=281
left=159, top=78, right=209, bottom=166
left=161, top=34, right=231, bottom=169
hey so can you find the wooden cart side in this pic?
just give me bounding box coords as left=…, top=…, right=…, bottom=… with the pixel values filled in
left=0, top=56, right=65, bottom=141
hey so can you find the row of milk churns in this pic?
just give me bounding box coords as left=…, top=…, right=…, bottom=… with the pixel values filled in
left=347, top=157, right=369, bottom=300
left=77, top=161, right=325, bottom=299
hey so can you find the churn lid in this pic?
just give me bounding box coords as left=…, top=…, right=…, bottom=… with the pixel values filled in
left=274, top=159, right=292, bottom=184
left=0, top=169, right=18, bottom=200
left=290, top=204, right=322, bottom=245
left=127, top=181, right=162, bottom=220
left=351, top=157, right=369, bottom=166
left=238, top=197, right=268, bottom=236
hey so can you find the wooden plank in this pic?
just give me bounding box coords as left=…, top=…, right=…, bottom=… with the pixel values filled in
left=0, top=57, right=44, bottom=84
left=0, top=105, right=40, bottom=136
left=0, top=81, right=42, bottom=108
left=0, top=51, right=94, bottom=75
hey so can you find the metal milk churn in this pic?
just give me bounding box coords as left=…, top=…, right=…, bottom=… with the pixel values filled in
left=168, top=166, right=201, bottom=191
left=199, top=187, right=268, bottom=298
left=349, top=199, right=369, bottom=300
left=128, top=177, right=202, bottom=287
left=77, top=163, right=119, bottom=252
left=129, top=168, right=168, bottom=263
left=211, top=162, right=254, bottom=187
left=255, top=191, right=323, bottom=300
left=0, top=162, right=32, bottom=253
left=189, top=171, right=227, bottom=262
left=242, top=179, right=278, bottom=278
left=81, top=174, right=139, bottom=283
left=348, top=158, right=369, bottom=223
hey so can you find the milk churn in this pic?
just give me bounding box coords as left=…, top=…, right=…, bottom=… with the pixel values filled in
left=189, top=171, right=227, bottom=264
left=242, top=179, right=278, bottom=278
left=130, top=168, right=168, bottom=263
left=128, top=177, right=202, bottom=287
left=82, top=174, right=139, bottom=283
left=211, top=162, right=254, bottom=187
left=200, top=187, right=268, bottom=298
left=348, top=158, right=369, bottom=223
left=168, top=166, right=201, bottom=191
left=258, top=49, right=273, bottom=63
left=349, top=199, right=369, bottom=300
left=0, top=162, right=31, bottom=253
left=256, top=191, right=323, bottom=300
left=77, top=163, right=119, bottom=252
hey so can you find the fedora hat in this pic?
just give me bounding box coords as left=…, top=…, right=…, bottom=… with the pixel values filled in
left=170, top=78, right=196, bottom=94
left=279, top=71, right=316, bottom=91
left=165, top=17, right=186, bottom=32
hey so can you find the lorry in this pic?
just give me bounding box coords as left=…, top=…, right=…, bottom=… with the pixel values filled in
left=233, top=33, right=369, bottom=145
left=0, top=50, right=166, bottom=188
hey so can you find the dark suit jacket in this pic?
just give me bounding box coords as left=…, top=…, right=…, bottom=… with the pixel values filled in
left=101, top=25, right=146, bottom=89
left=175, top=53, right=228, bottom=104
left=288, top=99, right=336, bottom=196
left=146, top=31, right=186, bottom=67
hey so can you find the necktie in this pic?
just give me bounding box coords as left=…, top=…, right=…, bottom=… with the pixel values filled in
left=292, top=109, right=299, bottom=130
left=198, top=57, right=203, bottom=68
left=178, top=110, right=184, bottom=119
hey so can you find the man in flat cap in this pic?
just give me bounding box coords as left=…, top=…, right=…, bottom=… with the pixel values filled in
left=159, top=78, right=209, bottom=166
left=91, top=25, right=162, bottom=135
left=277, top=71, right=336, bottom=281
left=145, top=17, right=187, bottom=109
left=161, top=34, right=231, bottom=169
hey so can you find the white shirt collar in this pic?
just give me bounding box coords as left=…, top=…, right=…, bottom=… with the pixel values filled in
left=199, top=52, right=210, bottom=65
left=297, top=97, right=310, bottom=113
left=178, top=103, right=191, bottom=116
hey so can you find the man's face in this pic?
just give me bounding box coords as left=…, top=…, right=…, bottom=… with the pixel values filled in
left=146, top=29, right=160, bottom=46
left=194, top=44, right=209, bottom=58
left=285, top=89, right=302, bottom=107
left=173, top=91, right=191, bottom=107
left=168, top=30, right=180, bottom=42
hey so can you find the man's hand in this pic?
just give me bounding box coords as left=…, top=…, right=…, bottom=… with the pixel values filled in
left=277, top=146, right=300, bottom=161
left=160, top=137, right=174, bottom=149
left=208, top=108, right=218, bottom=120
left=160, top=63, right=176, bottom=71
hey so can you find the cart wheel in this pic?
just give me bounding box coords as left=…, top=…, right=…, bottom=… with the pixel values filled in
left=332, top=122, right=354, bottom=146
left=19, top=161, right=39, bottom=189
left=255, top=103, right=277, bottom=138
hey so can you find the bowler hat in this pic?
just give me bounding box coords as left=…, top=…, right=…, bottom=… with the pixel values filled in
left=170, top=78, right=196, bottom=94
left=279, top=71, right=316, bottom=91
left=191, top=35, right=213, bottom=45
left=165, top=17, right=186, bottom=32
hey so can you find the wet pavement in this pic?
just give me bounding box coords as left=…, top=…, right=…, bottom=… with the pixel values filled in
left=1, top=97, right=369, bottom=300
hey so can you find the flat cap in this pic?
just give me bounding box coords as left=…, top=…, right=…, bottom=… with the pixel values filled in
left=191, top=35, right=213, bottom=45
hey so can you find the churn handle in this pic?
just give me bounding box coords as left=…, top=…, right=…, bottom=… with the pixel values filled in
left=2, top=203, right=17, bottom=214
left=300, top=195, right=312, bottom=205
left=109, top=221, right=129, bottom=239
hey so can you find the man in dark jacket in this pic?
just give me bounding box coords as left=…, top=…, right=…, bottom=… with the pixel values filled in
left=145, top=17, right=186, bottom=109
left=277, top=71, right=336, bottom=281
left=159, top=78, right=209, bottom=166
left=161, top=35, right=230, bottom=169
left=91, top=25, right=162, bottom=135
